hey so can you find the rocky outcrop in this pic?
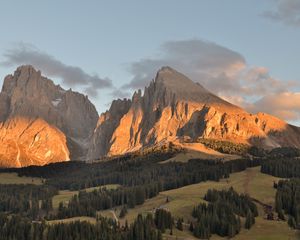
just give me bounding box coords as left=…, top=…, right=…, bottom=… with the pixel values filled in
left=87, top=98, right=131, bottom=159
left=0, top=65, right=98, bottom=167
left=88, top=66, right=300, bottom=160
left=0, top=117, right=69, bottom=168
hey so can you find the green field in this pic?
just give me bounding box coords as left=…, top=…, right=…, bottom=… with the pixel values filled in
left=98, top=167, right=299, bottom=240
left=0, top=172, right=43, bottom=185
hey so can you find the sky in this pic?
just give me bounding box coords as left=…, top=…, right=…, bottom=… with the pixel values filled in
left=0, top=0, right=299, bottom=126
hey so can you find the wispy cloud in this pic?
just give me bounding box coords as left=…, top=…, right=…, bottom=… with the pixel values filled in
left=125, top=39, right=294, bottom=97
left=249, top=92, right=300, bottom=121
left=110, top=88, right=131, bottom=99
left=262, top=0, right=300, bottom=27
left=125, top=39, right=300, bottom=122
left=1, top=43, right=113, bottom=97
left=124, top=39, right=247, bottom=93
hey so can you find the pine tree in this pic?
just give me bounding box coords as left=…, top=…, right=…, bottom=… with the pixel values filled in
left=278, top=210, right=285, bottom=220
left=176, top=218, right=183, bottom=231
left=189, top=222, right=194, bottom=232
left=193, top=223, right=201, bottom=238
left=157, top=230, right=163, bottom=240
left=119, top=205, right=128, bottom=218
left=288, top=216, right=296, bottom=229
left=245, top=210, right=253, bottom=229
left=30, top=199, right=40, bottom=220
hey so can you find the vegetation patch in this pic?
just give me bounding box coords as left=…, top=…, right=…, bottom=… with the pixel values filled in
left=197, top=138, right=251, bottom=156
left=191, top=188, right=258, bottom=239
left=0, top=172, right=43, bottom=185
left=275, top=179, right=300, bottom=229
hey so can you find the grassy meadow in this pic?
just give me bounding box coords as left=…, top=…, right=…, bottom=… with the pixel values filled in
left=0, top=172, right=43, bottom=185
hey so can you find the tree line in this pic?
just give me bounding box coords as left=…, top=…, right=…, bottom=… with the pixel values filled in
left=0, top=184, right=56, bottom=219
left=191, top=188, right=257, bottom=239
left=261, top=158, right=300, bottom=178
left=7, top=151, right=260, bottom=192
left=52, top=184, right=161, bottom=219
left=275, top=179, right=300, bottom=229
left=0, top=213, right=163, bottom=240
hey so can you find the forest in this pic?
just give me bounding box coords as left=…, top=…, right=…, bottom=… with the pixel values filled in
left=37, top=155, right=260, bottom=220
left=274, top=179, right=300, bottom=229
left=0, top=184, right=57, bottom=219
left=261, top=158, right=300, bottom=178
left=191, top=188, right=257, bottom=239
left=0, top=213, right=163, bottom=240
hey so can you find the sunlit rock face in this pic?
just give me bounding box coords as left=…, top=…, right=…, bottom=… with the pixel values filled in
left=1, top=65, right=299, bottom=166
left=0, top=117, right=69, bottom=168
left=88, top=66, right=300, bottom=160
left=0, top=65, right=98, bottom=167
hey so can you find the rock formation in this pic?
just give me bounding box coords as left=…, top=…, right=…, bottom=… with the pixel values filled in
left=1, top=65, right=299, bottom=167
left=0, top=65, right=98, bottom=167
left=88, top=66, right=300, bottom=160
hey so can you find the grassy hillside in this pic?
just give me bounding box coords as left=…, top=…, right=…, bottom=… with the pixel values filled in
left=98, top=167, right=299, bottom=240
left=160, top=141, right=240, bottom=164
left=6, top=162, right=296, bottom=239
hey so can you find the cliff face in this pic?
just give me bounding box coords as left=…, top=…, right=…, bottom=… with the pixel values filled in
left=0, top=65, right=98, bottom=167
left=88, top=67, right=300, bottom=160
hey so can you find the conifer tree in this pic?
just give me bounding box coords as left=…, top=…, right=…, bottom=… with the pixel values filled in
left=245, top=210, right=253, bottom=229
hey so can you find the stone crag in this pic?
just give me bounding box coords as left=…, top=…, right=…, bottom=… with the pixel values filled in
left=88, top=67, right=300, bottom=160
left=1, top=65, right=299, bottom=166
left=0, top=65, right=98, bottom=167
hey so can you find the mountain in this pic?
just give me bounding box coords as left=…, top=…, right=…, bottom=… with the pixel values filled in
left=0, top=65, right=98, bottom=167
left=88, top=66, right=300, bottom=160
left=0, top=65, right=299, bottom=167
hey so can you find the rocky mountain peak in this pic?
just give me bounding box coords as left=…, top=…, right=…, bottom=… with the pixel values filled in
left=88, top=67, right=300, bottom=160
left=155, top=66, right=204, bottom=90
left=144, top=66, right=239, bottom=112
left=0, top=65, right=99, bottom=167
left=0, top=65, right=299, bottom=166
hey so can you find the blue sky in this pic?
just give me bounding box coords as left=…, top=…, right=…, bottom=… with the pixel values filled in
left=0, top=0, right=299, bottom=125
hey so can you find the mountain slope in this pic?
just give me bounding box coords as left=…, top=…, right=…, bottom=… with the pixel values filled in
left=0, top=65, right=98, bottom=167
left=88, top=66, right=300, bottom=160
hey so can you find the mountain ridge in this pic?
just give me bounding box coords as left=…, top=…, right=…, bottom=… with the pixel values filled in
left=88, top=66, right=300, bottom=160
left=0, top=65, right=299, bottom=167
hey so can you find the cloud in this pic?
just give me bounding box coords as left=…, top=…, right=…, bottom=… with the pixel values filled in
left=125, top=39, right=293, bottom=97
left=262, top=0, right=300, bottom=27
left=222, top=92, right=300, bottom=122
left=124, top=39, right=247, bottom=93
left=110, top=88, right=131, bottom=99
left=250, top=92, right=300, bottom=121
left=125, top=39, right=300, bottom=123
left=1, top=43, right=113, bottom=97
